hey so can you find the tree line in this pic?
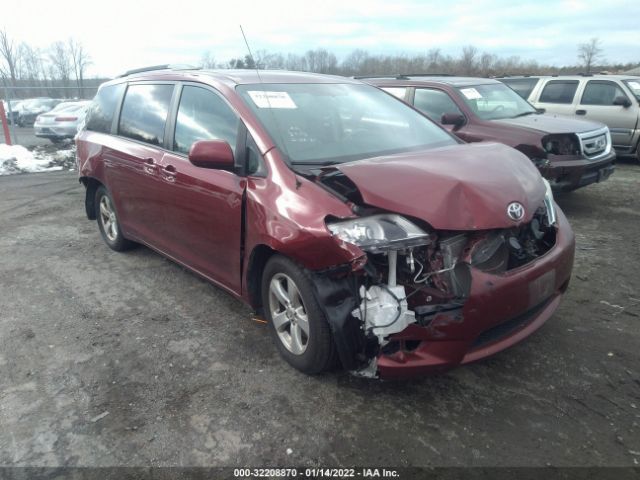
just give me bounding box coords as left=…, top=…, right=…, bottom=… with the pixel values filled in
left=2, top=30, right=637, bottom=103
left=207, top=38, right=636, bottom=77
left=0, top=29, right=97, bottom=100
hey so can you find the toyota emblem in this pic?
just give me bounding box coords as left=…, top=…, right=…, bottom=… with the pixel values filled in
left=507, top=202, right=525, bottom=221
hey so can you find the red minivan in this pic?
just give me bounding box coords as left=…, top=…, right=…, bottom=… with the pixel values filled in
left=76, top=67, right=575, bottom=378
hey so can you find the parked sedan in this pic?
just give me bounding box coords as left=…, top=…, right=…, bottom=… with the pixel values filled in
left=2, top=100, right=23, bottom=125
left=34, top=101, right=91, bottom=143
left=17, top=98, right=63, bottom=126
left=77, top=68, right=575, bottom=378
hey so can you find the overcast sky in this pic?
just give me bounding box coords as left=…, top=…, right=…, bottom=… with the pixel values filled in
left=3, top=0, right=639, bottom=77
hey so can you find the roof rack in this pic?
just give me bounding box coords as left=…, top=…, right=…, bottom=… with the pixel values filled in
left=117, top=64, right=200, bottom=78
left=401, top=73, right=453, bottom=77
left=353, top=75, right=410, bottom=80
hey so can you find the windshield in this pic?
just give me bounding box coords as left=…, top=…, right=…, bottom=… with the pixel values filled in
left=237, top=83, right=456, bottom=165
left=623, top=79, right=640, bottom=101
left=456, top=83, right=537, bottom=120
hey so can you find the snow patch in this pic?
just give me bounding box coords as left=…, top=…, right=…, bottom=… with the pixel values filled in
left=0, top=144, right=75, bottom=176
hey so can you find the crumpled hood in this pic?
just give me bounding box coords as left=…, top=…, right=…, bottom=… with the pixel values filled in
left=493, top=113, right=604, bottom=134
left=335, top=142, right=546, bottom=230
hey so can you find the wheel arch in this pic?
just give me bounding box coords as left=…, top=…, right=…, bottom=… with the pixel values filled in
left=79, top=176, right=103, bottom=220
left=245, top=244, right=278, bottom=311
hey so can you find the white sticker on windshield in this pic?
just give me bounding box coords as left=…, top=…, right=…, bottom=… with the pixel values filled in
left=627, top=81, right=640, bottom=90
left=460, top=88, right=483, bottom=100
left=248, top=91, right=297, bottom=109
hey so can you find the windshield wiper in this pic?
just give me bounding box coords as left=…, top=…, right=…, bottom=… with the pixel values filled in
left=512, top=111, right=537, bottom=118
left=291, top=160, right=341, bottom=166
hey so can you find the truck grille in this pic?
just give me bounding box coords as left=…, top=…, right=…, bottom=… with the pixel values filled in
left=577, top=127, right=612, bottom=160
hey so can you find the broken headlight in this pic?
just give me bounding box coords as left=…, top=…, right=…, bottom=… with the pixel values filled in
left=327, top=214, right=430, bottom=253
left=542, top=178, right=557, bottom=225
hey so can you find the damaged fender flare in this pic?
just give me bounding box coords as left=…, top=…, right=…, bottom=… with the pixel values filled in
left=307, top=270, right=363, bottom=371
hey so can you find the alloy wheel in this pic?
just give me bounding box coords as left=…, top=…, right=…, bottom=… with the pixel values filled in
left=268, top=273, right=310, bottom=355
left=99, top=195, right=118, bottom=242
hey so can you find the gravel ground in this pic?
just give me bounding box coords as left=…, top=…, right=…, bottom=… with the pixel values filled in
left=0, top=157, right=638, bottom=469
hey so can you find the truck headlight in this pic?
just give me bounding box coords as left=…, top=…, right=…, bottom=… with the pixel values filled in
left=542, top=178, right=557, bottom=225
left=327, top=214, right=430, bottom=253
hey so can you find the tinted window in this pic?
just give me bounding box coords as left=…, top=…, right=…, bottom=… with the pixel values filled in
left=539, top=80, right=579, bottom=104
left=581, top=81, right=628, bottom=105
left=118, top=84, right=174, bottom=146
left=500, top=78, right=538, bottom=99
left=174, top=86, right=239, bottom=154
left=86, top=84, right=125, bottom=133
left=414, top=88, right=463, bottom=122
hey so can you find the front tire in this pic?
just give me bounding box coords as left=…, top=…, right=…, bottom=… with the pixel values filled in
left=95, top=186, right=135, bottom=252
left=261, top=255, right=337, bottom=374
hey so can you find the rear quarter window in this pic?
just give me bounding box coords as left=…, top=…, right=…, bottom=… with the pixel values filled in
left=85, top=83, right=126, bottom=133
left=539, top=80, right=579, bottom=104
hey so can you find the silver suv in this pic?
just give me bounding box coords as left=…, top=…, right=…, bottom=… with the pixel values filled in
left=499, top=75, right=640, bottom=161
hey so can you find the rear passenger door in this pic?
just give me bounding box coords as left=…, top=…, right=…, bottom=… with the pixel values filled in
left=578, top=80, right=638, bottom=149
left=532, top=80, right=579, bottom=117
left=158, top=84, right=245, bottom=293
left=107, top=82, right=175, bottom=249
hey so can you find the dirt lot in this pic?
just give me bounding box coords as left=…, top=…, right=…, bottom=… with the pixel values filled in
left=0, top=157, right=639, bottom=469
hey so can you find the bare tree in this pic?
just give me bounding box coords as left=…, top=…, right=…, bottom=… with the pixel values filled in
left=304, top=49, right=338, bottom=74
left=426, top=48, right=442, bottom=70
left=0, top=29, right=21, bottom=85
left=200, top=51, right=217, bottom=69
left=479, top=52, right=496, bottom=76
left=578, top=38, right=603, bottom=73
left=49, top=41, right=72, bottom=97
left=342, top=49, right=369, bottom=75
left=68, top=38, right=92, bottom=97
left=459, top=45, right=478, bottom=75
left=20, top=43, right=43, bottom=81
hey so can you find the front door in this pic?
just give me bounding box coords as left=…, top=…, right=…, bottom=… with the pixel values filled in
left=158, top=84, right=245, bottom=293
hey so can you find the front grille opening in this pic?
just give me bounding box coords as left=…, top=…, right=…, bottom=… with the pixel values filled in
left=469, top=209, right=557, bottom=273
left=471, top=297, right=553, bottom=350
left=581, top=133, right=607, bottom=158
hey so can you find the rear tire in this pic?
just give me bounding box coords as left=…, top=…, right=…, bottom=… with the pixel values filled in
left=261, top=255, right=337, bottom=374
left=95, top=186, right=135, bottom=252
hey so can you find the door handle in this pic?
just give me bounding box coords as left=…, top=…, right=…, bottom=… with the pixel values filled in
left=143, top=158, right=156, bottom=174
left=576, top=109, right=587, bottom=115
left=161, top=164, right=177, bottom=182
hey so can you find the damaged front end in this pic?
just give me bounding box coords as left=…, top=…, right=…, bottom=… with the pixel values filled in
left=315, top=172, right=559, bottom=378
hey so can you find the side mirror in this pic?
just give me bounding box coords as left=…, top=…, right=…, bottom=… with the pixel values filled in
left=441, top=112, right=466, bottom=128
left=188, top=140, right=235, bottom=170
left=536, top=108, right=546, bottom=114
left=613, top=96, right=632, bottom=108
